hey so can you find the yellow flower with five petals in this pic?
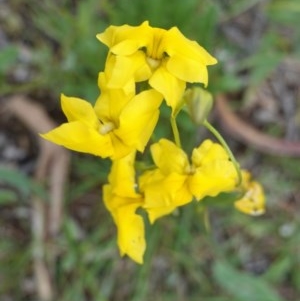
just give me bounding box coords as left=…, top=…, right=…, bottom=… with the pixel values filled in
left=103, top=152, right=145, bottom=264
left=97, top=21, right=217, bottom=113
left=41, top=88, right=163, bottom=160
left=139, top=139, right=238, bottom=223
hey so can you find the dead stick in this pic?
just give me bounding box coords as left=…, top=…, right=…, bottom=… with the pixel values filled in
left=215, top=94, right=300, bottom=157
left=4, top=95, right=70, bottom=301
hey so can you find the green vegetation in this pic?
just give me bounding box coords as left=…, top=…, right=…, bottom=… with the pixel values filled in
left=1, top=0, right=300, bottom=300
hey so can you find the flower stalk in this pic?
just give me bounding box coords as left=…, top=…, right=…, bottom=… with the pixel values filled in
left=170, top=116, right=181, bottom=148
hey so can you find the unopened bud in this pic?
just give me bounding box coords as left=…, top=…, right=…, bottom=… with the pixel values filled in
left=184, top=87, right=213, bottom=124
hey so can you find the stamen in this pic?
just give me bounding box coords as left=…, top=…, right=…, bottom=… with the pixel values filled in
left=146, top=57, right=161, bottom=70
left=185, top=164, right=195, bottom=175
left=99, top=122, right=115, bottom=135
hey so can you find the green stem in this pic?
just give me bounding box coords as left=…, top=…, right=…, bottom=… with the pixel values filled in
left=203, top=119, right=242, bottom=186
left=170, top=116, right=181, bottom=148
left=203, top=206, right=211, bottom=233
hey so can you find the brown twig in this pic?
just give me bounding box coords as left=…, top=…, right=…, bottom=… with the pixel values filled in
left=4, top=95, right=70, bottom=301
left=215, top=94, right=300, bottom=157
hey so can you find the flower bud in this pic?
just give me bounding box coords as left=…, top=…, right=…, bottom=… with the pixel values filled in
left=184, top=87, right=213, bottom=124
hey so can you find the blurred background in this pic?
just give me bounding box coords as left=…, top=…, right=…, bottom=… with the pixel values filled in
left=0, top=0, right=300, bottom=300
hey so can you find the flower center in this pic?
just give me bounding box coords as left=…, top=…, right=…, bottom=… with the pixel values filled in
left=184, top=164, right=196, bottom=175
left=146, top=57, right=161, bottom=71
left=99, top=121, right=115, bottom=135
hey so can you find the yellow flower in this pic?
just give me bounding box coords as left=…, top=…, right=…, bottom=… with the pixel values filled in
left=103, top=152, right=145, bottom=264
left=234, top=171, right=265, bottom=216
left=41, top=88, right=163, bottom=160
left=139, top=139, right=237, bottom=223
left=97, top=21, right=217, bottom=113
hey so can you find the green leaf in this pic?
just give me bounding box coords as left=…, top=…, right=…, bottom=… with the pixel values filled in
left=0, top=168, right=31, bottom=198
left=263, top=256, right=292, bottom=284
left=0, top=168, right=46, bottom=201
left=0, top=46, right=18, bottom=73
left=213, top=260, right=284, bottom=301
left=242, top=52, right=282, bottom=85
left=0, top=189, right=17, bottom=204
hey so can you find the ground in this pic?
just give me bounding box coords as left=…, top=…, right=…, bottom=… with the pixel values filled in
left=0, top=0, right=300, bottom=300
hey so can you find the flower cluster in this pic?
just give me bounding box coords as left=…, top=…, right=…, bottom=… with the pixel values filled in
left=41, top=21, right=265, bottom=264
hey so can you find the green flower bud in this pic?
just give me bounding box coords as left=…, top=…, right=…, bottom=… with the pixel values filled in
left=184, top=87, right=213, bottom=124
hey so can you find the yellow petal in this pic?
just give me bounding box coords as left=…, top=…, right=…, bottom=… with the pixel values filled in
left=234, top=171, right=265, bottom=216
left=145, top=206, right=177, bottom=224
left=139, top=169, right=192, bottom=223
left=103, top=155, right=142, bottom=212
left=150, top=139, right=189, bottom=175
left=190, top=139, right=238, bottom=200
left=97, top=21, right=150, bottom=55
left=95, top=71, right=134, bottom=124
left=61, top=94, right=99, bottom=128
left=165, top=27, right=217, bottom=64
left=114, top=89, right=163, bottom=152
left=134, top=58, right=153, bottom=82
left=144, top=27, right=168, bottom=60
left=192, top=139, right=229, bottom=167
left=109, top=133, right=135, bottom=160
left=149, top=64, right=186, bottom=112
left=116, top=204, right=146, bottom=264
left=111, top=39, right=142, bottom=55
left=94, top=73, right=111, bottom=122
left=96, top=25, right=121, bottom=47
left=108, top=152, right=139, bottom=198
left=96, top=24, right=138, bottom=51
left=41, top=121, right=113, bottom=158
left=189, top=160, right=237, bottom=200
left=103, top=184, right=142, bottom=216
left=164, top=27, right=217, bottom=84
left=103, top=185, right=145, bottom=264
left=107, top=52, right=151, bottom=88
left=102, top=55, right=136, bottom=96
left=102, top=184, right=120, bottom=215
left=167, top=55, right=209, bottom=86
left=139, top=169, right=169, bottom=208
